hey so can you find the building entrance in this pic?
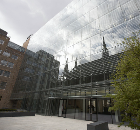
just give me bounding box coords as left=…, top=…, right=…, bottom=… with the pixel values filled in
left=58, top=98, right=115, bottom=123
left=85, top=98, right=115, bottom=123
left=86, top=98, right=97, bottom=121
left=58, top=99, right=67, bottom=117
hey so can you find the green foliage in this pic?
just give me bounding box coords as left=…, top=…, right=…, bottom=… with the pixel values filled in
left=106, top=31, right=140, bottom=130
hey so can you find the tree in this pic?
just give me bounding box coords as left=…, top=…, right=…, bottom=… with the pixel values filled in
left=106, top=31, right=140, bottom=130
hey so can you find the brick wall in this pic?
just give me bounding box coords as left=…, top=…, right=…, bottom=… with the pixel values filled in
left=0, top=33, right=25, bottom=109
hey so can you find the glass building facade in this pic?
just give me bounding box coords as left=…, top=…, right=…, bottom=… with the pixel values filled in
left=13, top=0, right=140, bottom=123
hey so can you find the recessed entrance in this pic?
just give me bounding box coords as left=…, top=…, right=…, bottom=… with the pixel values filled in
left=58, top=98, right=115, bottom=123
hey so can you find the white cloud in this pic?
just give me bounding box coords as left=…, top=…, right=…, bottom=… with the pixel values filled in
left=0, top=0, right=73, bottom=46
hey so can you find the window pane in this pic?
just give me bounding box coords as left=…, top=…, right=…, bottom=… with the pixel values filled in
left=0, top=60, right=8, bottom=66
left=0, top=39, right=4, bottom=45
left=11, top=55, right=18, bottom=60
left=7, top=62, right=14, bottom=68
left=0, top=82, right=7, bottom=89
left=3, top=51, right=10, bottom=57
left=3, top=71, right=10, bottom=77
left=0, top=69, right=4, bottom=75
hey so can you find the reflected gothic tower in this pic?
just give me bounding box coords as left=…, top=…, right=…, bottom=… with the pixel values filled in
left=102, top=37, right=109, bottom=58
left=75, top=57, right=77, bottom=68
left=64, top=58, right=69, bottom=73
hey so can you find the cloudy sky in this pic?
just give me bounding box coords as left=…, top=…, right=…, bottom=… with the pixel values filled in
left=0, top=0, right=73, bottom=46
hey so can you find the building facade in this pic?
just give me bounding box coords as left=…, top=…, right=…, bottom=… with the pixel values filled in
left=23, top=0, right=140, bottom=123
left=0, top=28, right=25, bottom=109
left=11, top=49, right=60, bottom=111
left=1, top=0, right=139, bottom=123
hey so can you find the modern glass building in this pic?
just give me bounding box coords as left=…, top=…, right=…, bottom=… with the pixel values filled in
left=15, top=0, right=140, bottom=123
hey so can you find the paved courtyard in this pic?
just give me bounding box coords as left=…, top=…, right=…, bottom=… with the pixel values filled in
left=0, top=114, right=136, bottom=130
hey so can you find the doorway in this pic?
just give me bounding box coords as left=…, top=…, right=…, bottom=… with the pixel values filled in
left=86, top=98, right=98, bottom=121
left=58, top=99, right=67, bottom=117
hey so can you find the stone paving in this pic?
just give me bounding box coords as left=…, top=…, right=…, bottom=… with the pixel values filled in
left=0, top=114, right=136, bottom=130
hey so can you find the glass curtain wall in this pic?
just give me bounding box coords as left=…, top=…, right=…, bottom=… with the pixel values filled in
left=15, top=0, right=140, bottom=122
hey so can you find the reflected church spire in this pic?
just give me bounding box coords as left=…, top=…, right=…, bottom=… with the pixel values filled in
left=102, top=37, right=109, bottom=58
left=75, top=57, right=77, bottom=68
left=64, top=58, right=68, bottom=73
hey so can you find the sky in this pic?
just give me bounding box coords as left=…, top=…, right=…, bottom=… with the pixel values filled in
left=0, top=0, right=73, bottom=46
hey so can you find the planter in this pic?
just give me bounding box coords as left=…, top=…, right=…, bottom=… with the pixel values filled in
left=0, top=112, right=35, bottom=117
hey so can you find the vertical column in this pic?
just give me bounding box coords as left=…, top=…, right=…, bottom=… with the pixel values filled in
left=96, top=98, right=98, bottom=122
left=82, top=99, right=85, bottom=119
left=98, top=99, right=103, bottom=113
left=59, top=100, right=63, bottom=116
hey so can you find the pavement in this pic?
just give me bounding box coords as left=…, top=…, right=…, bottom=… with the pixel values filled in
left=0, top=114, right=136, bottom=130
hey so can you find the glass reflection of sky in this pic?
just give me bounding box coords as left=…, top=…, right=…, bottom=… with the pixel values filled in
left=28, top=0, right=140, bottom=75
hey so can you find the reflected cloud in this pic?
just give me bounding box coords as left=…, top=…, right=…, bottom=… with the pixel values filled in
left=28, top=0, right=140, bottom=75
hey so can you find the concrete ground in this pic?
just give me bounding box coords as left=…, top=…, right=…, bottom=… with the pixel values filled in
left=0, top=114, right=136, bottom=130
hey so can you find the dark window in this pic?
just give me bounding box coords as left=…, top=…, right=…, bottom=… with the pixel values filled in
left=3, top=71, right=10, bottom=77
left=3, top=51, right=10, bottom=57
left=0, top=82, right=7, bottom=89
left=7, top=62, right=14, bottom=68
left=0, top=60, right=8, bottom=66
left=0, top=69, right=4, bottom=75
left=11, top=55, right=18, bottom=60
left=0, top=39, right=4, bottom=45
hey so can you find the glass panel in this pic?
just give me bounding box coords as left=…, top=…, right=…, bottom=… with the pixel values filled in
left=118, top=0, right=131, bottom=5
left=99, top=14, right=111, bottom=32
left=97, top=1, right=109, bottom=18
left=86, top=99, right=90, bottom=120
left=74, top=29, right=81, bottom=43
left=90, top=7, right=98, bottom=22
left=125, top=16, right=140, bottom=37
left=79, top=13, right=89, bottom=27
left=90, top=34, right=102, bottom=55
left=97, top=87, right=105, bottom=95
left=109, top=7, right=124, bottom=27
left=66, top=99, right=75, bottom=119
left=83, top=1, right=93, bottom=14
left=81, top=39, right=90, bottom=58
left=86, top=89, right=92, bottom=96
left=82, top=24, right=90, bottom=40
left=75, top=99, right=85, bottom=120
left=135, top=0, right=140, bottom=10
left=107, top=0, right=120, bottom=12
left=121, top=0, right=139, bottom=20
left=90, top=19, right=100, bottom=36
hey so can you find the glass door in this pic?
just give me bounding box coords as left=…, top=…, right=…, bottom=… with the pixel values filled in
left=58, top=100, right=63, bottom=117
left=86, top=98, right=98, bottom=121
left=62, top=99, right=67, bottom=118
left=91, top=98, right=98, bottom=122
left=86, top=98, right=91, bottom=121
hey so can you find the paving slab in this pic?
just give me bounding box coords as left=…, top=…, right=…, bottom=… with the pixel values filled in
left=0, top=114, right=136, bottom=130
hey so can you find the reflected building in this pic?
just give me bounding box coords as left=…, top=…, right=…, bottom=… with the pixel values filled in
left=12, top=0, right=140, bottom=123
left=11, top=49, right=60, bottom=110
